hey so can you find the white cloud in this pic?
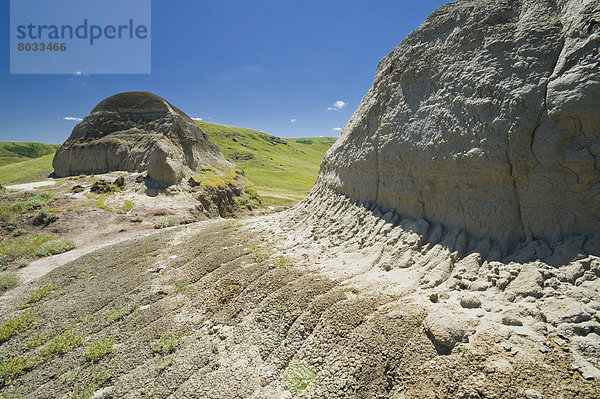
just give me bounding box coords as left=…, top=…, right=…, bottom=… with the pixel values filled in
left=332, top=127, right=342, bottom=131
left=327, top=100, right=347, bottom=111
left=64, top=116, right=83, bottom=121
left=74, top=70, right=89, bottom=76
left=290, top=119, right=297, bottom=123
left=191, top=117, right=203, bottom=121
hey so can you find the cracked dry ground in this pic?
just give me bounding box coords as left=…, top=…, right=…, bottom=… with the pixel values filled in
left=0, top=219, right=597, bottom=398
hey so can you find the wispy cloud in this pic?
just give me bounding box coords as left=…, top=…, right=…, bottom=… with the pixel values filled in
left=290, top=119, right=297, bottom=123
left=327, top=100, right=347, bottom=111
left=332, top=127, right=342, bottom=131
left=191, top=117, right=203, bottom=121
left=64, top=116, right=83, bottom=122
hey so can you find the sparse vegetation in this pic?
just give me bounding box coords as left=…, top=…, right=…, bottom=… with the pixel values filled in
left=250, top=246, right=272, bottom=262
left=130, top=215, right=143, bottom=223
left=154, top=217, right=180, bottom=229
left=85, top=337, right=114, bottom=363
left=121, top=200, right=134, bottom=212
left=284, top=361, right=316, bottom=393
left=222, top=219, right=244, bottom=230
left=174, top=282, right=188, bottom=293
left=0, top=355, right=30, bottom=388
left=0, top=311, right=35, bottom=343
left=0, top=272, right=18, bottom=293
left=25, top=330, right=55, bottom=350
left=273, top=255, right=291, bottom=268
left=0, top=234, right=54, bottom=264
left=189, top=166, right=244, bottom=190
left=107, top=306, right=132, bottom=324
left=38, top=332, right=84, bottom=361
left=154, top=356, right=173, bottom=371
left=34, top=239, right=76, bottom=257
left=150, top=334, right=179, bottom=355
left=83, top=193, right=112, bottom=212
left=22, top=284, right=57, bottom=306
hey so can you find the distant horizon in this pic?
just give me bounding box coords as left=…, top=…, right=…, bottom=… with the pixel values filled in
left=1, top=1, right=449, bottom=142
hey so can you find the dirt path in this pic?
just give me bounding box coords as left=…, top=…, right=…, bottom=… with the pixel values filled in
left=0, top=220, right=219, bottom=314
left=4, top=181, right=56, bottom=190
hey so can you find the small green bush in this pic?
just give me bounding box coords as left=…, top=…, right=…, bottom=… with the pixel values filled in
left=23, top=284, right=57, bottom=306
left=34, top=239, right=75, bottom=257
left=284, top=361, right=316, bottom=393
left=0, top=311, right=35, bottom=343
left=130, top=216, right=143, bottom=223
left=272, top=255, right=291, bottom=268
left=250, top=246, right=271, bottom=262
left=39, top=332, right=83, bottom=361
left=150, top=334, right=179, bottom=355
left=85, top=337, right=114, bottom=363
left=0, top=272, right=18, bottom=293
left=107, top=306, right=131, bottom=324
left=153, top=217, right=180, bottom=229
left=296, top=138, right=313, bottom=145
left=0, top=354, right=30, bottom=388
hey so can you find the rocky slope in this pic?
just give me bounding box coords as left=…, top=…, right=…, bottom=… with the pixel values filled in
left=316, top=0, right=600, bottom=250
left=1, top=220, right=597, bottom=398
left=274, top=0, right=600, bottom=392
left=53, top=92, right=230, bottom=187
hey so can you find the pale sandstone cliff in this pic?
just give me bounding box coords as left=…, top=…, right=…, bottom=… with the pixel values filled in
left=315, top=0, right=599, bottom=250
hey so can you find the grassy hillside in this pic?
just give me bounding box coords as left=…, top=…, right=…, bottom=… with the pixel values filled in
left=0, top=142, right=59, bottom=173
left=0, top=142, right=58, bottom=158
left=197, top=121, right=335, bottom=205
left=0, top=153, right=55, bottom=185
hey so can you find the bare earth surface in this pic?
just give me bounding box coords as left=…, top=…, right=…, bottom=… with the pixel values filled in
left=1, top=210, right=598, bottom=398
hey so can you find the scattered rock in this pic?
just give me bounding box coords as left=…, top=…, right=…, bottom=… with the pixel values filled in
left=524, top=389, right=543, bottom=399
left=424, top=313, right=469, bottom=355
left=502, top=316, right=523, bottom=327
left=69, top=185, right=85, bottom=193
left=90, top=179, right=116, bottom=194
left=188, top=177, right=201, bottom=187
left=114, top=176, right=125, bottom=188
left=460, top=296, right=481, bottom=309
left=506, top=264, right=543, bottom=298
left=429, top=293, right=439, bottom=303
left=387, top=310, right=406, bottom=320
left=135, top=174, right=145, bottom=183
left=541, top=297, right=591, bottom=326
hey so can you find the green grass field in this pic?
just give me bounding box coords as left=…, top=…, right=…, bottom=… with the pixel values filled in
left=0, top=127, right=335, bottom=205
left=197, top=121, right=335, bottom=205
left=0, top=153, right=55, bottom=185
left=0, top=143, right=60, bottom=184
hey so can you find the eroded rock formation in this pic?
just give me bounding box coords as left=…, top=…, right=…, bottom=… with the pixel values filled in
left=315, top=0, right=600, bottom=249
left=53, top=91, right=230, bottom=186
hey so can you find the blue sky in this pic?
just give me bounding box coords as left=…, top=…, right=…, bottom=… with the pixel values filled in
left=0, top=0, right=448, bottom=143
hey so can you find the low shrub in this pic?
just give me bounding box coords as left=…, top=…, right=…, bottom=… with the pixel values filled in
left=34, top=239, right=75, bottom=257
left=85, top=337, right=114, bottom=363
left=0, top=272, right=18, bottom=293
left=153, top=217, right=180, bottom=229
